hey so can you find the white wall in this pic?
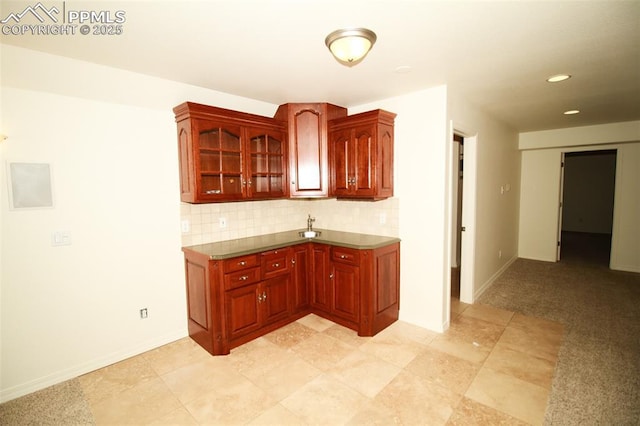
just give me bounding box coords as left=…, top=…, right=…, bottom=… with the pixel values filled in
left=351, top=87, right=450, bottom=331
left=447, top=90, right=521, bottom=304
left=610, top=143, right=640, bottom=272
left=0, top=44, right=285, bottom=402
left=350, top=86, right=520, bottom=331
left=518, top=121, right=640, bottom=271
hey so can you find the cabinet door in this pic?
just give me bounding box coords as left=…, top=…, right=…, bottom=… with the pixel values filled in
left=310, top=244, right=331, bottom=311
left=290, top=106, right=326, bottom=196
left=352, top=124, right=375, bottom=196
left=329, top=128, right=351, bottom=196
left=291, top=244, right=310, bottom=313
left=177, top=120, right=195, bottom=202
left=247, top=127, right=287, bottom=199
left=225, top=284, right=261, bottom=341
left=194, top=119, right=245, bottom=201
left=261, top=275, right=290, bottom=326
left=331, top=262, right=360, bottom=323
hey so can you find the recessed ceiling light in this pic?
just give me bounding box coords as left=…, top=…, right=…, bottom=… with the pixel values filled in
left=563, top=109, right=580, bottom=115
left=547, top=74, right=571, bottom=83
left=394, top=66, right=412, bottom=74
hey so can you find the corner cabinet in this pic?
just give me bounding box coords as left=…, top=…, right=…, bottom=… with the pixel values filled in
left=329, top=110, right=396, bottom=200
left=174, top=102, right=287, bottom=203
left=182, top=239, right=400, bottom=356
left=274, top=103, right=347, bottom=198
left=309, top=243, right=399, bottom=334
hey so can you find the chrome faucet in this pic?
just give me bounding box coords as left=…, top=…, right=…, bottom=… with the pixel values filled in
left=307, top=214, right=315, bottom=231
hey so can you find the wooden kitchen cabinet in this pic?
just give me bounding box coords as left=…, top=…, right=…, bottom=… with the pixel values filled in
left=174, top=102, right=287, bottom=203
left=330, top=246, right=360, bottom=325
left=310, top=243, right=332, bottom=312
left=329, top=109, right=396, bottom=200
left=291, top=243, right=311, bottom=313
left=225, top=274, right=290, bottom=341
left=226, top=248, right=291, bottom=342
left=182, top=238, right=400, bottom=356
left=274, top=103, right=347, bottom=198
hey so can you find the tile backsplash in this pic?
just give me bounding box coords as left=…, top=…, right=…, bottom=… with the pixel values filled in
left=180, top=198, right=399, bottom=246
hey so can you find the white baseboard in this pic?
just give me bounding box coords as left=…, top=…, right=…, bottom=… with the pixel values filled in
left=0, top=328, right=188, bottom=403
left=474, top=255, right=518, bottom=301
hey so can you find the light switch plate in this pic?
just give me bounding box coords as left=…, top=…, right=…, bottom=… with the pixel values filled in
left=51, top=231, right=71, bottom=246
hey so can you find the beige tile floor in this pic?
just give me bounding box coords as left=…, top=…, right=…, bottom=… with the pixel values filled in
left=78, top=300, right=564, bottom=425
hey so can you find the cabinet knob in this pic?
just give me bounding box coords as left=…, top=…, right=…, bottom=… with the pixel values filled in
left=273, top=263, right=280, bottom=268
left=263, top=291, right=267, bottom=301
left=239, top=275, right=249, bottom=281
left=239, top=261, right=246, bottom=266
left=340, top=255, right=346, bottom=259
left=329, top=273, right=334, bottom=279
left=291, top=259, right=296, bottom=265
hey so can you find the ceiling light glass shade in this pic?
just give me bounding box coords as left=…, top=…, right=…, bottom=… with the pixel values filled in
left=325, top=28, right=377, bottom=65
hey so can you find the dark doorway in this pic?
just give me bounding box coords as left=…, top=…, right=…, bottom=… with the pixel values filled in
left=559, top=150, right=616, bottom=267
left=451, top=134, right=464, bottom=298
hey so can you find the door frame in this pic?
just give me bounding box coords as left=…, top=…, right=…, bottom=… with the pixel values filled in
left=557, top=152, right=566, bottom=261
left=446, top=121, right=478, bottom=326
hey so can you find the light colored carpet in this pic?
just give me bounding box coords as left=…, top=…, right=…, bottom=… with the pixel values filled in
left=478, top=252, right=640, bottom=425
left=0, top=379, right=94, bottom=425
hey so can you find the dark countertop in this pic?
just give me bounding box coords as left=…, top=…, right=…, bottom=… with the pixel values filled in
left=183, top=229, right=401, bottom=260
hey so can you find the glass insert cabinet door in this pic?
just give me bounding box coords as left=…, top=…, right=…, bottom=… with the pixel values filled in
left=196, top=121, right=243, bottom=198
left=248, top=128, right=286, bottom=198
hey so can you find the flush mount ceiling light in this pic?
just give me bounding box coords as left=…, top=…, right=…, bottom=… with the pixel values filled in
left=564, top=109, right=580, bottom=115
left=325, top=28, right=377, bottom=66
left=547, top=74, right=571, bottom=83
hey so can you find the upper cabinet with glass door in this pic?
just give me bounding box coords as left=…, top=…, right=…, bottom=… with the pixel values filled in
left=247, top=127, right=286, bottom=199
left=174, top=102, right=288, bottom=203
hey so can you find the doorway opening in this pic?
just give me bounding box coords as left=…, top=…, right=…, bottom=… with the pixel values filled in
left=451, top=133, right=464, bottom=299
left=558, top=149, right=617, bottom=267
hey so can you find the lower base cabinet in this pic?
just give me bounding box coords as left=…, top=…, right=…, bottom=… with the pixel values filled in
left=182, top=241, right=400, bottom=356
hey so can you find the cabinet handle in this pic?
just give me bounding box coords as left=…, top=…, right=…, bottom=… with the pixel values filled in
left=258, top=293, right=264, bottom=302
left=273, top=263, right=280, bottom=268
left=340, top=255, right=346, bottom=259
left=263, top=291, right=267, bottom=301
left=291, top=259, right=296, bottom=265
left=239, top=275, right=249, bottom=281
left=329, top=273, right=334, bottom=279
left=239, top=261, right=246, bottom=266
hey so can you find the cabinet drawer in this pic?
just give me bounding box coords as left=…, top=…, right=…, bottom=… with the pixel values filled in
left=261, top=249, right=290, bottom=279
left=224, top=267, right=261, bottom=290
left=223, top=254, right=259, bottom=273
left=332, top=246, right=359, bottom=265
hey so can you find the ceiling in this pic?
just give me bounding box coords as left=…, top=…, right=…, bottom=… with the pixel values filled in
left=2, top=0, right=639, bottom=132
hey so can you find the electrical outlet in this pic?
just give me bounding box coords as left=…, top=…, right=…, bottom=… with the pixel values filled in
left=219, top=217, right=227, bottom=228
left=379, top=213, right=387, bottom=224
left=181, top=220, right=190, bottom=233
left=140, top=308, right=148, bottom=319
